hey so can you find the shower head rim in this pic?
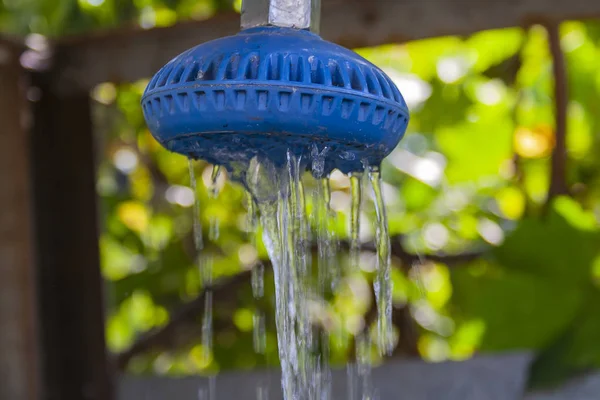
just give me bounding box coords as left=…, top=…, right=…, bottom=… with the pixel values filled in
left=142, top=26, right=410, bottom=173
left=142, top=81, right=409, bottom=116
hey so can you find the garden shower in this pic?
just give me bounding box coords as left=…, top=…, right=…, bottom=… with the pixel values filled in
left=142, top=1, right=409, bottom=398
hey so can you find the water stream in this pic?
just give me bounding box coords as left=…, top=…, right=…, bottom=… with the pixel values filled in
left=190, top=161, right=220, bottom=400
left=369, top=168, right=394, bottom=357
left=189, top=147, right=393, bottom=400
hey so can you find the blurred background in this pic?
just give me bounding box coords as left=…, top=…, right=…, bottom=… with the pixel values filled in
left=1, top=0, right=600, bottom=399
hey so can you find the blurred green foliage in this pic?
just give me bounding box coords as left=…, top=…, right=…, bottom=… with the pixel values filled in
left=3, top=0, right=600, bottom=388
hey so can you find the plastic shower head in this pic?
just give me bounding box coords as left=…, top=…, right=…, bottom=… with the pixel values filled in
left=142, top=0, right=409, bottom=175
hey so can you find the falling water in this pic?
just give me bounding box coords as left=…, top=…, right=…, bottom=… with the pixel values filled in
left=248, top=193, right=267, bottom=356
left=313, top=146, right=337, bottom=295
left=369, top=168, right=394, bottom=356
left=189, top=160, right=212, bottom=362
left=189, top=160, right=204, bottom=252
left=348, top=174, right=362, bottom=274
left=204, top=165, right=223, bottom=365
left=189, top=145, right=394, bottom=400
left=209, top=166, right=222, bottom=241
left=347, top=364, right=357, bottom=400
left=348, top=170, right=376, bottom=400
left=311, top=145, right=333, bottom=400
left=248, top=195, right=264, bottom=298
left=247, top=193, right=270, bottom=400
left=356, top=334, right=374, bottom=400
left=243, top=153, right=317, bottom=400
left=189, top=160, right=222, bottom=400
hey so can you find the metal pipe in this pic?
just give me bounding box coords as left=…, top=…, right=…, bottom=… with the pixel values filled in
left=241, top=0, right=321, bottom=33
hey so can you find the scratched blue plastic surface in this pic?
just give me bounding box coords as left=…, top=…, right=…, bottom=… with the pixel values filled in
left=142, top=26, right=409, bottom=174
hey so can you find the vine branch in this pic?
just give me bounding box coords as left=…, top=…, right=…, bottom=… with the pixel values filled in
left=545, top=21, right=570, bottom=206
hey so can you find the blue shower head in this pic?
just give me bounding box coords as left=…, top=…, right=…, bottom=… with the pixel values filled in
left=142, top=8, right=409, bottom=176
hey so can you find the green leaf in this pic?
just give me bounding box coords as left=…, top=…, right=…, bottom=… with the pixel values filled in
left=452, top=263, right=584, bottom=351
left=466, top=28, right=524, bottom=73
left=493, top=197, right=600, bottom=285
left=435, top=113, right=513, bottom=183
left=529, top=291, right=600, bottom=389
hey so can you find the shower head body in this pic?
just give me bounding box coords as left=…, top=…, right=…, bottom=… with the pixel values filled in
left=142, top=1, right=409, bottom=175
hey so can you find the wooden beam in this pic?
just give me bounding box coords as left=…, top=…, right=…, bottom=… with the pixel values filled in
left=0, top=39, right=41, bottom=400
left=29, top=64, right=115, bottom=400
left=54, top=0, right=600, bottom=93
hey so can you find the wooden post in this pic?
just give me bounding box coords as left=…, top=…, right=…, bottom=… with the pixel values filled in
left=0, top=40, right=42, bottom=400
left=29, top=57, right=114, bottom=399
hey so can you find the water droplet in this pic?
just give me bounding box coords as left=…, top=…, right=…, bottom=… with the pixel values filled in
left=311, top=144, right=329, bottom=179
left=340, top=150, right=356, bottom=161
left=253, top=311, right=266, bottom=354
